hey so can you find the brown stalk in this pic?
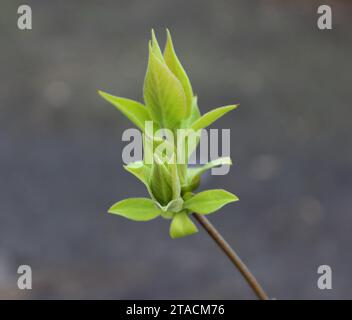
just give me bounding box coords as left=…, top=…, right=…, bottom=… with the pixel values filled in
left=192, top=213, right=269, bottom=300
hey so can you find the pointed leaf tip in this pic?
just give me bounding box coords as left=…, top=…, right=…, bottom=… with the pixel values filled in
left=191, top=104, right=238, bottom=131
left=150, top=29, right=164, bottom=61
left=144, top=44, right=187, bottom=129
left=98, top=90, right=151, bottom=131
left=163, top=30, right=193, bottom=118
left=186, top=157, right=233, bottom=192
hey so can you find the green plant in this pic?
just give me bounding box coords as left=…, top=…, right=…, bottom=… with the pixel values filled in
left=98, top=30, right=268, bottom=300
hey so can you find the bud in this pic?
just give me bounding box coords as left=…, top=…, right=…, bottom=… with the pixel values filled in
left=143, top=30, right=192, bottom=130
left=149, top=149, right=181, bottom=207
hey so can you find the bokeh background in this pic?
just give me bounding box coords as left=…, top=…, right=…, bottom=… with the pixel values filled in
left=1, top=0, right=351, bottom=299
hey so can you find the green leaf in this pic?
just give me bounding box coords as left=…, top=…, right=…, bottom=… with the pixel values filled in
left=108, top=198, right=162, bottom=221
left=183, top=189, right=239, bottom=215
left=191, top=105, right=238, bottom=131
left=151, top=29, right=164, bottom=61
left=179, top=97, right=201, bottom=158
left=187, top=157, right=232, bottom=191
left=143, top=42, right=187, bottom=129
left=155, top=197, right=183, bottom=219
left=164, top=29, right=193, bottom=118
left=164, top=197, right=184, bottom=213
left=149, top=151, right=180, bottom=206
left=124, top=161, right=150, bottom=185
left=170, top=154, right=181, bottom=201
left=160, top=210, right=174, bottom=219
left=98, top=90, right=151, bottom=131
left=149, top=160, right=173, bottom=206
left=170, top=211, right=198, bottom=239
left=181, top=96, right=201, bottom=129
left=142, top=131, right=164, bottom=165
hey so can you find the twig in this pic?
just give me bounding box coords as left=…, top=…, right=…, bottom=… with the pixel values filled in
left=192, top=213, right=269, bottom=300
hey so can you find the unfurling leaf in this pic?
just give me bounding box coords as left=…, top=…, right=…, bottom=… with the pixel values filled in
left=181, top=96, right=201, bottom=129
left=170, top=211, right=198, bottom=239
left=109, top=198, right=162, bottom=221
left=186, top=157, right=232, bottom=191
left=144, top=42, right=187, bottom=129
left=183, top=189, right=239, bottom=215
left=149, top=152, right=181, bottom=206
left=178, top=97, right=202, bottom=168
left=98, top=91, right=151, bottom=131
left=164, top=29, right=193, bottom=118
left=191, top=105, right=238, bottom=131
left=124, top=161, right=151, bottom=186
left=123, top=161, right=155, bottom=199
left=151, top=29, right=164, bottom=61
left=163, top=197, right=184, bottom=213
left=149, top=157, right=173, bottom=206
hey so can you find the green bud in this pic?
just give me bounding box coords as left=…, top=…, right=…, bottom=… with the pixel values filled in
left=164, top=29, right=193, bottom=118
left=149, top=151, right=181, bottom=206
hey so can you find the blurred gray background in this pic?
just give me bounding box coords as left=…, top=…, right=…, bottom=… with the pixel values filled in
left=0, top=0, right=351, bottom=299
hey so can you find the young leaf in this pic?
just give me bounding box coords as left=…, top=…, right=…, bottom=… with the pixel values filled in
left=183, top=189, right=239, bottom=215
left=164, top=197, right=184, bottom=213
left=179, top=97, right=202, bottom=157
left=160, top=210, right=174, bottom=219
left=191, top=105, right=238, bottom=131
left=98, top=90, right=151, bottom=131
left=143, top=43, right=187, bottom=129
left=169, top=154, right=181, bottom=201
left=108, top=198, right=162, bottom=221
left=170, top=211, right=198, bottom=239
left=156, top=197, right=183, bottom=217
left=149, top=163, right=173, bottom=206
left=151, top=30, right=164, bottom=61
left=149, top=152, right=178, bottom=206
left=124, top=161, right=150, bottom=185
left=181, top=96, right=201, bottom=129
left=164, top=29, right=193, bottom=118
left=187, top=157, right=232, bottom=190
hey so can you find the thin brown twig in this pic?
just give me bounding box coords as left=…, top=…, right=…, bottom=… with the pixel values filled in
left=192, top=213, right=269, bottom=300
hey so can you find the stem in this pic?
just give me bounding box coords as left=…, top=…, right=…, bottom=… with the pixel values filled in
left=192, top=213, right=269, bottom=300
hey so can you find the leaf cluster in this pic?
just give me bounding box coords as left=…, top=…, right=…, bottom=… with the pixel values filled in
left=99, top=30, right=239, bottom=238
